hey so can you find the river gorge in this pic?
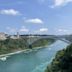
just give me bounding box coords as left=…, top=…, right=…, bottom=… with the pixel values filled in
left=0, top=40, right=68, bottom=72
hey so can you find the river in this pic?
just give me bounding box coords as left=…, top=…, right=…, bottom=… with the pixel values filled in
left=0, top=40, right=68, bottom=72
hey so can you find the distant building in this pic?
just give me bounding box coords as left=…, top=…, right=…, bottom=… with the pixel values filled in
left=0, top=32, right=7, bottom=40
left=10, top=35, right=16, bottom=39
left=10, top=32, right=20, bottom=39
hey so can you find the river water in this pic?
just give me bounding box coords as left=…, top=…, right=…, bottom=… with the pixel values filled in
left=0, top=40, right=68, bottom=72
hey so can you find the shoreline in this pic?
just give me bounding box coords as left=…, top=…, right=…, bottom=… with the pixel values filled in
left=0, top=41, right=55, bottom=61
left=0, top=44, right=50, bottom=61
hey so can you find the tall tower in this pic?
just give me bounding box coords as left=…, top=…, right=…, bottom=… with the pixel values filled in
left=17, top=32, right=19, bottom=38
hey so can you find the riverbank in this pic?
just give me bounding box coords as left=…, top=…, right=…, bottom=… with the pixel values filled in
left=0, top=37, right=56, bottom=55
left=0, top=44, right=50, bottom=61
left=0, top=40, right=68, bottom=72
left=0, top=39, right=56, bottom=61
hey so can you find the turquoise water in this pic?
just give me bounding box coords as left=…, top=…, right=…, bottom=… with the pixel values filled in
left=0, top=40, right=68, bottom=72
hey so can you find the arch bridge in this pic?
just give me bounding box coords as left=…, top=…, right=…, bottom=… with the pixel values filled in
left=27, top=35, right=70, bottom=48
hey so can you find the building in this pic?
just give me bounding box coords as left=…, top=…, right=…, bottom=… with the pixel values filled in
left=10, top=32, right=20, bottom=39
left=0, top=32, right=7, bottom=40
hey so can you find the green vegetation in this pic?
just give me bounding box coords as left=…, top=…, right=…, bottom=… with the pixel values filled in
left=0, top=37, right=55, bottom=55
left=64, top=35, right=72, bottom=42
left=45, top=44, right=72, bottom=72
left=0, top=38, right=27, bottom=54
left=32, top=38, right=55, bottom=48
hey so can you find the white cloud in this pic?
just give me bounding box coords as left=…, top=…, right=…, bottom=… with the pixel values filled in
left=58, top=29, right=68, bottom=32
left=10, top=29, right=17, bottom=33
left=24, top=18, right=43, bottom=24
left=6, top=27, right=11, bottom=29
left=6, top=27, right=17, bottom=33
left=19, top=26, right=29, bottom=32
left=54, top=0, right=65, bottom=6
left=19, top=28, right=29, bottom=32
left=50, top=0, right=72, bottom=8
left=0, top=9, right=21, bottom=16
left=55, top=28, right=70, bottom=35
left=35, top=28, right=48, bottom=33
left=39, top=28, right=48, bottom=32
left=6, top=26, right=29, bottom=34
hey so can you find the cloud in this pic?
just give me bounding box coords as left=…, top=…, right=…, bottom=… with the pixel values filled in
left=24, top=18, right=43, bottom=24
left=19, top=26, right=29, bottom=32
left=35, top=28, right=48, bottom=33
left=55, top=28, right=70, bottom=35
left=0, top=9, right=21, bottom=16
left=50, top=0, right=72, bottom=8
left=58, top=29, right=68, bottom=32
left=6, top=26, right=29, bottom=34
left=6, top=27, right=17, bottom=33
left=19, top=28, right=29, bottom=32
left=39, top=28, right=48, bottom=32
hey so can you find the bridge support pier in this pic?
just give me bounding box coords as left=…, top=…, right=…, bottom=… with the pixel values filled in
left=29, top=44, right=32, bottom=49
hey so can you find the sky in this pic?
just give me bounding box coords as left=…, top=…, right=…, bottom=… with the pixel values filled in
left=0, top=0, right=72, bottom=35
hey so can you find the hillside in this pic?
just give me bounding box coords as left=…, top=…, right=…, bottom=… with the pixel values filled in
left=45, top=44, right=72, bottom=72
left=0, top=37, right=55, bottom=55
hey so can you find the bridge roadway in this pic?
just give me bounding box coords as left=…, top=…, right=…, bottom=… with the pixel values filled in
left=27, top=36, right=70, bottom=45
